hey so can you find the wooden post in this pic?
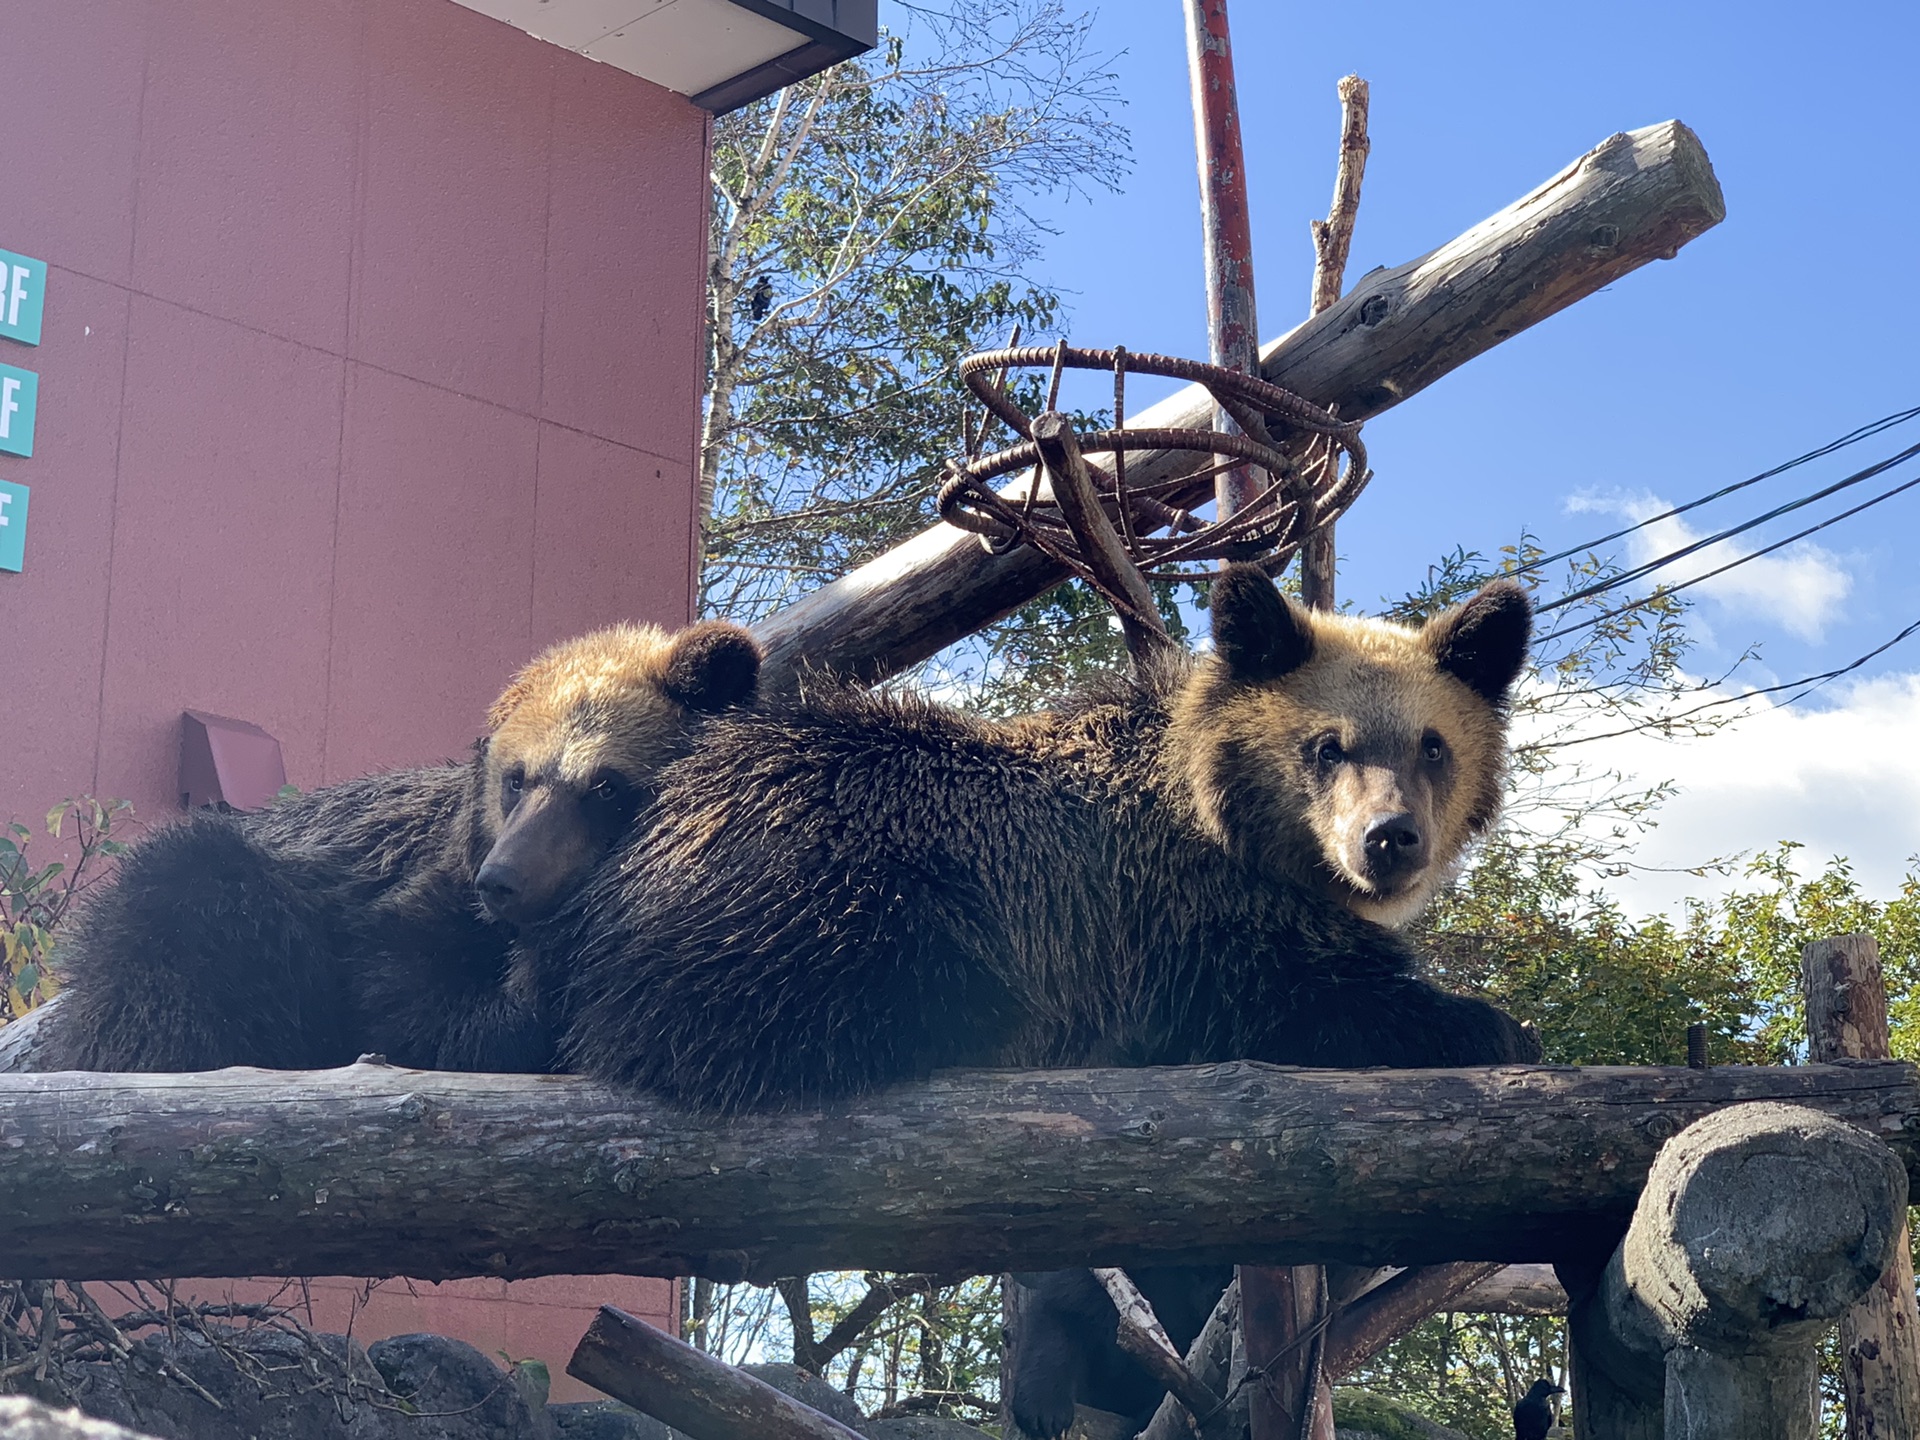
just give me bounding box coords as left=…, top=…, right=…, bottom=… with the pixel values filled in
left=1240, top=1264, right=1321, bottom=1440
left=1568, top=1102, right=1909, bottom=1440
left=1802, top=934, right=1920, bottom=1440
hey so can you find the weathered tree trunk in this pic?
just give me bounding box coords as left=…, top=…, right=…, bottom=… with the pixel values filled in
left=1802, top=934, right=1920, bottom=1440
left=1568, top=1103, right=1908, bottom=1440
left=7, top=1059, right=1920, bottom=1285
left=751, top=120, right=1723, bottom=687
left=570, top=1305, right=865, bottom=1440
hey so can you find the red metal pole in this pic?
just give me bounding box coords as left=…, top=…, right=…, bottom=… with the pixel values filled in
left=1183, top=0, right=1261, bottom=521
left=1184, top=10, right=1328, bottom=1437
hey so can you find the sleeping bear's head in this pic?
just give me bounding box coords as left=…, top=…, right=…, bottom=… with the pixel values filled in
left=1172, top=564, right=1531, bottom=929
left=472, top=621, right=761, bottom=925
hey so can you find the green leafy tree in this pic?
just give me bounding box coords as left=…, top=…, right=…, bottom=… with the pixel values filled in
left=700, top=0, right=1126, bottom=627
left=0, top=797, right=132, bottom=1020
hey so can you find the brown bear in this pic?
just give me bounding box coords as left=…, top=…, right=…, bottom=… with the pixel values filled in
left=523, top=566, right=1535, bottom=1435
left=43, top=619, right=760, bottom=1075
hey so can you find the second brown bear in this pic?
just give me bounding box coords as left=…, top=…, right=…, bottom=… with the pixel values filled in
left=527, top=564, right=1537, bottom=1437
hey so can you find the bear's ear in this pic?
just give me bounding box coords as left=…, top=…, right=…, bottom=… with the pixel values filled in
left=1426, top=579, right=1533, bottom=707
left=663, top=622, right=762, bottom=713
left=1210, top=564, right=1314, bottom=684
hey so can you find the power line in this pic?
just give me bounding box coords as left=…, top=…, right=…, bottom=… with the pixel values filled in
left=1541, top=612, right=1920, bottom=751
left=1515, top=404, right=1920, bottom=584
left=1536, top=468, right=1920, bottom=646
left=1538, top=438, right=1920, bottom=616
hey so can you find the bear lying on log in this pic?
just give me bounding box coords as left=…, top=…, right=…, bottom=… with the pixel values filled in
left=41, top=621, right=761, bottom=1075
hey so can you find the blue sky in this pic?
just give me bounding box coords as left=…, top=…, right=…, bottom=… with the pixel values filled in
left=1016, top=0, right=1920, bottom=907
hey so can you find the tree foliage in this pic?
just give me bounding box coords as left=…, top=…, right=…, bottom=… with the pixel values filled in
left=0, top=797, right=131, bottom=1021
left=700, top=0, right=1126, bottom=627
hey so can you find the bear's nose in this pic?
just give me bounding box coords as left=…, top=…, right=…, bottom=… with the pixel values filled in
left=1362, top=812, right=1427, bottom=884
left=475, top=859, right=530, bottom=923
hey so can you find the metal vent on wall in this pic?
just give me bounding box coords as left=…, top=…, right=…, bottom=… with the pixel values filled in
left=179, top=710, right=287, bottom=812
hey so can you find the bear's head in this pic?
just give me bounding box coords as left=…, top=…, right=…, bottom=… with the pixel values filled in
left=1171, top=564, right=1531, bottom=928
left=473, top=621, right=761, bottom=925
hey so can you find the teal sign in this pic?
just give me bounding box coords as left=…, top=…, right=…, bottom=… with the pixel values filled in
left=0, top=250, right=45, bottom=346
left=0, top=480, right=26, bottom=573
left=0, top=363, right=36, bottom=457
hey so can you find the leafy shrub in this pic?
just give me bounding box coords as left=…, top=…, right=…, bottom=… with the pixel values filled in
left=0, top=797, right=132, bottom=1019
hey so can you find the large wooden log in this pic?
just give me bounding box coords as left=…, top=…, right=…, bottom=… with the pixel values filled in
left=751, top=120, right=1724, bottom=686
left=1569, top=1103, right=1907, bottom=1440
left=1802, top=934, right=1920, bottom=1440
left=3, top=1059, right=1919, bottom=1285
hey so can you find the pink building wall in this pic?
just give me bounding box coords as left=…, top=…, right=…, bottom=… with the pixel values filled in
left=2, top=0, right=708, bottom=826
left=2, top=0, right=707, bottom=1401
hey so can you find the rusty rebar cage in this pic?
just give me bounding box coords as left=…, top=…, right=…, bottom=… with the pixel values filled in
left=937, top=344, right=1371, bottom=586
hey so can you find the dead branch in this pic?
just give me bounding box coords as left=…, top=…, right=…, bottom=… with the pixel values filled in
left=1092, top=1268, right=1223, bottom=1422
left=1298, top=74, right=1370, bottom=617
left=1028, top=412, right=1173, bottom=663
left=1322, top=1262, right=1501, bottom=1378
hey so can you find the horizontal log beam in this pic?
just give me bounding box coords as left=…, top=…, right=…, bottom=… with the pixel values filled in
left=752, top=120, right=1724, bottom=686
left=2, top=1058, right=1914, bottom=1285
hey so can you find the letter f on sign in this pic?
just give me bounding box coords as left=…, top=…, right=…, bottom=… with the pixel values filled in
left=0, top=378, right=16, bottom=440
left=0, top=493, right=10, bottom=526
left=4, top=268, right=23, bottom=330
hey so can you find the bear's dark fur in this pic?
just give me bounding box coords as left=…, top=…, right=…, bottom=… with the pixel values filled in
left=523, top=567, right=1534, bottom=1437
left=44, top=621, right=761, bottom=1074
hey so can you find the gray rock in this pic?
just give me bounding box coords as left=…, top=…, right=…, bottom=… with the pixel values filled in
left=865, top=1419, right=995, bottom=1440
left=0, top=1396, right=163, bottom=1440
left=370, top=1332, right=549, bottom=1439
left=548, top=1401, right=673, bottom=1440
left=1065, top=1406, right=1134, bottom=1440
left=740, top=1364, right=870, bottom=1431
left=59, top=1328, right=390, bottom=1440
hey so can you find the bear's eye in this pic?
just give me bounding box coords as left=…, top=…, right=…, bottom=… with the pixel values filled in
left=587, top=774, right=628, bottom=804
left=1422, top=732, right=1448, bottom=765
left=506, top=768, right=525, bottom=794
left=1316, top=735, right=1345, bottom=767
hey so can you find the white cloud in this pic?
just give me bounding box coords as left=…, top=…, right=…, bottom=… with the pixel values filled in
left=1545, top=670, right=1920, bottom=917
left=1566, top=489, right=1853, bottom=642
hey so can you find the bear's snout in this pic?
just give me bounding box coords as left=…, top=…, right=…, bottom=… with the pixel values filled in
left=1361, top=810, right=1427, bottom=887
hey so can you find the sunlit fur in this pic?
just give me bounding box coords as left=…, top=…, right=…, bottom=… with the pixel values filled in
left=488, top=623, right=712, bottom=801
left=44, top=621, right=758, bottom=1074
left=1170, top=603, right=1514, bottom=929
